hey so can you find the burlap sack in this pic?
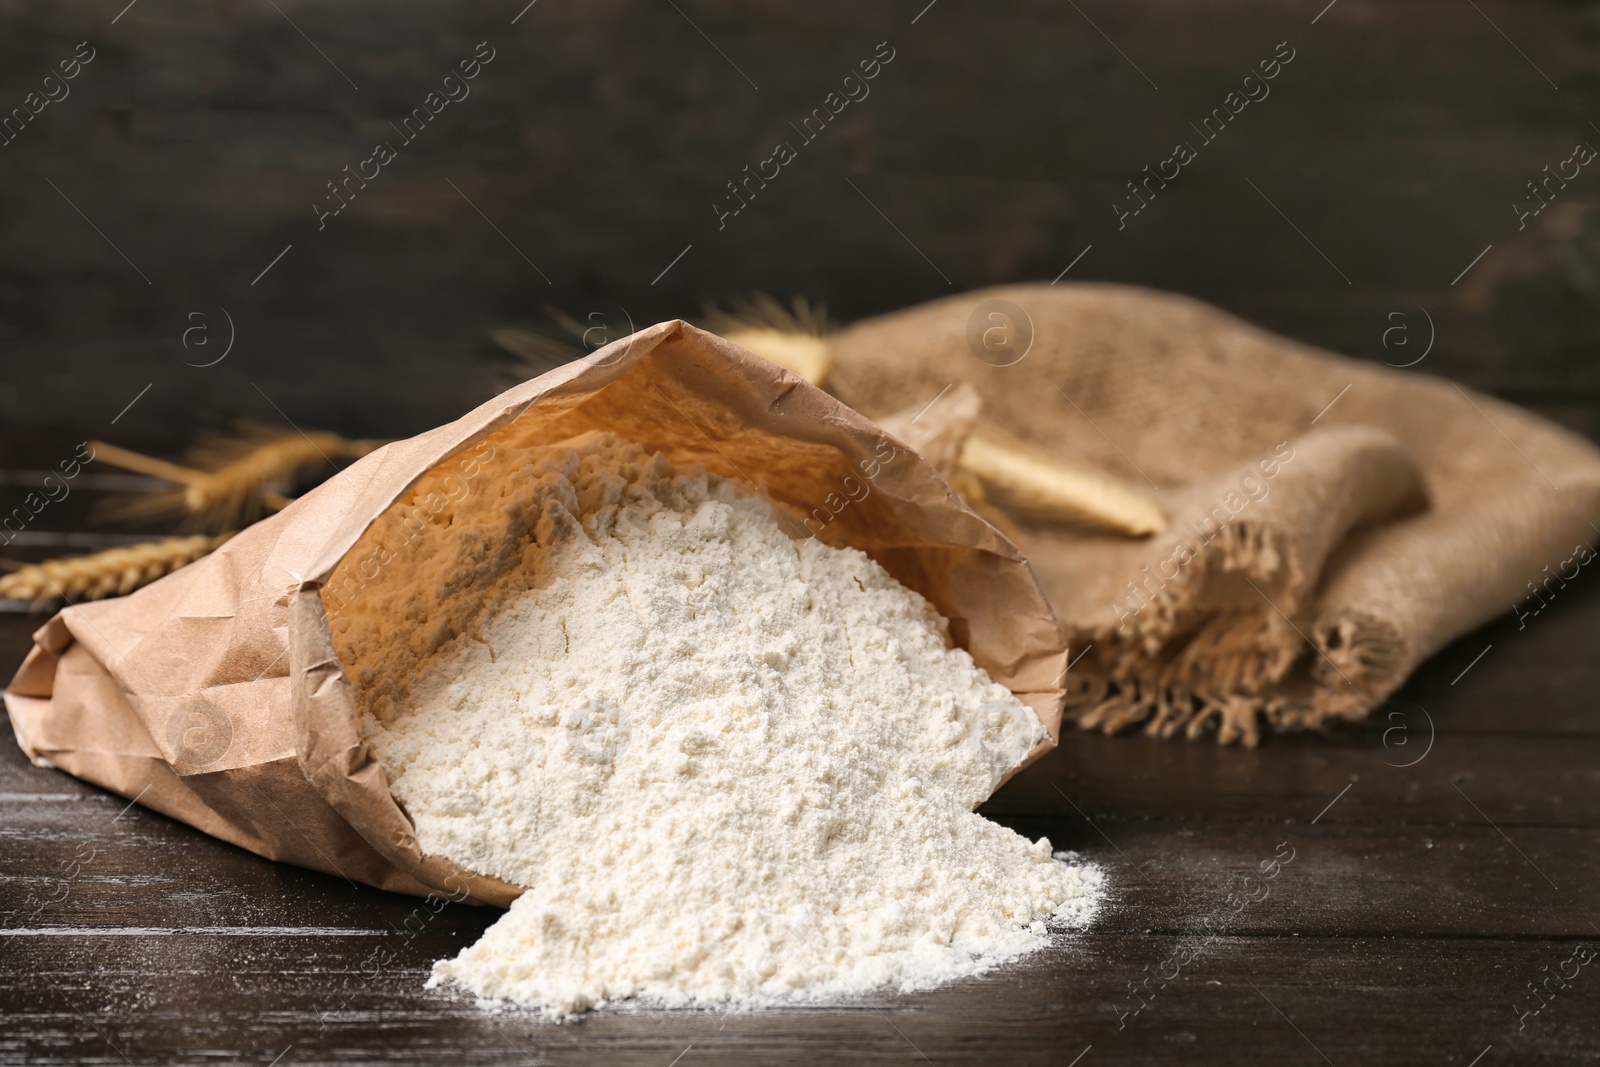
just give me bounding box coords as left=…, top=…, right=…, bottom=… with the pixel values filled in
left=825, top=284, right=1600, bottom=745
left=3, top=321, right=1066, bottom=903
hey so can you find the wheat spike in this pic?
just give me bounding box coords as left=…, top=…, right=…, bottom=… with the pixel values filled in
left=705, top=293, right=831, bottom=337
left=493, top=327, right=582, bottom=373
left=0, top=534, right=232, bottom=608
left=705, top=295, right=834, bottom=385
left=720, top=328, right=833, bottom=385
left=181, top=430, right=361, bottom=512
left=92, top=428, right=381, bottom=531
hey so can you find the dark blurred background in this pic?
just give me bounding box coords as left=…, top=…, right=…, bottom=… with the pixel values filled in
left=2, top=0, right=1598, bottom=442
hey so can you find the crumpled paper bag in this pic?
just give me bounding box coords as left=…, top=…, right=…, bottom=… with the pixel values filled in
left=4, top=321, right=1065, bottom=904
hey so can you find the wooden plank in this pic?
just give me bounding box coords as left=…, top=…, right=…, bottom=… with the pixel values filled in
left=994, top=729, right=1600, bottom=826
left=4, top=744, right=1595, bottom=942
left=3, top=934, right=1596, bottom=1065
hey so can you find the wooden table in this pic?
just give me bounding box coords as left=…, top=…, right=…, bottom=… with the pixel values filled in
left=2, top=428, right=1597, bottom=1064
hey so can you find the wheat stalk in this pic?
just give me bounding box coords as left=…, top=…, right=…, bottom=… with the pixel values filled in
left=0, top=534, right=232, bottom=608
left=959, top=432, right=1167, bottom=536
left=92, top=427, right=381, bottom=531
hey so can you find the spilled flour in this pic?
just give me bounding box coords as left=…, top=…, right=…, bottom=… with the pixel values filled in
left=347, top=432, right=1102, bottom=1016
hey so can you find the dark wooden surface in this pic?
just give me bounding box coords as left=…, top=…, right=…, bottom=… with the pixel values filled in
left=4, top=554, right=1600, bottom=1066
left=4, top=0, right=1600, bottom=1064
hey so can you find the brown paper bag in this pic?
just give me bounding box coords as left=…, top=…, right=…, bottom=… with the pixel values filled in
left=4, top=321, right=1066, bottom=905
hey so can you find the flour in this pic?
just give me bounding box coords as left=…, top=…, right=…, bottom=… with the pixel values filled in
left=346, top=431, right=1102, bottom=1016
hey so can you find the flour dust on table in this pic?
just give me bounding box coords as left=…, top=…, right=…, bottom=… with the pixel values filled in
left=341, top=432, right=1103, bottom=1017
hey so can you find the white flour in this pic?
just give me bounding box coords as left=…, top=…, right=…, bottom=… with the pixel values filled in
left=348, top=432, right=1102, bottom=1016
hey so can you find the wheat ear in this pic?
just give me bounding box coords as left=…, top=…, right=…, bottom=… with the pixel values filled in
left=0, top=534, right=233, bottom=607
left=705, top=295, right=834, bottom=386
left=493, top=327, right=583, bottom=373
left=93, top=430, right=381, bottom=531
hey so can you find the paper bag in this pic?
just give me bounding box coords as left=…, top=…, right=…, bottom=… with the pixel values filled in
left=4, top=322, right=1067, bottom=905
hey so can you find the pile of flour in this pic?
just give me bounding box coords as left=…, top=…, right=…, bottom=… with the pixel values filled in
left=354, top=432, right=1102, bottom=1016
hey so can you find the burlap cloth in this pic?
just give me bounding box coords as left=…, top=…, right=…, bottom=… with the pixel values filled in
left=825, top=283, right=1600, bottom=745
